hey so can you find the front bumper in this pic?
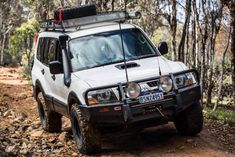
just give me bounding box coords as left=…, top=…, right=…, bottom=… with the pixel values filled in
left=81, top=69, right=201, bottom=127
left=81, top=81, right=201, bottom=128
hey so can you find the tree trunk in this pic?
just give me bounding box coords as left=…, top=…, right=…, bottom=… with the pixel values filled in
left=200, top=0, right=209, bottom=105
left=0, top=25, right=11, bottom=65
left=0, top=32, right=6, bottom=65
left=231, top=2, right=235, bottom=105
left=206, top=59, right=214, bottom=106
left=111, top=0, right=115, bottom=11
left=171, top=0, right=177, bottom=61
left=191, top=14, right=196, bottom=67
left=185, top=22, right=190, bottom=66
left=193, top=0, right=201, bottom=68
left=213, top=28, right=231, bottom=112
left=206, top=12, right=223, bottom=106
left=0, top=4, right=2, bottom=29
left=178, top=0, right=191, bottom=62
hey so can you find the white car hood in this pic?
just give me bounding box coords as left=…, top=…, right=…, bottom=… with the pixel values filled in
left=73, top=56, right=187, bottom=88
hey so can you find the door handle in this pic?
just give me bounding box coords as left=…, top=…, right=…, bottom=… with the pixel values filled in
left=51, top=75, right=56, bottom=81
left=41, top=69, right=45, bottom=75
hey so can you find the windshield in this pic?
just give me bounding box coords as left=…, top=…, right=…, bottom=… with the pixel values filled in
left=69, top=28, right=157, bottom=71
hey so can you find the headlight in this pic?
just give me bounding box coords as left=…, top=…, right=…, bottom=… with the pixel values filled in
left=160, top=76, right=172, bottom=92
left=87, top=88, right=119, bottom=105
left=175, top=73, right=196, bottom=88
left=126, top=82, right=141, bottom=99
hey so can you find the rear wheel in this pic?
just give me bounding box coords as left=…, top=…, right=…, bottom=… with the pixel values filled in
left=174, top=101, right=203, bottom=136
left=37, top=91, right=62, bottom=132
left=71, top=104, right=101, bottom=154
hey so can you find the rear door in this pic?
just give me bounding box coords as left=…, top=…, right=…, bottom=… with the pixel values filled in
left=34, top=37, right=53, bottom=96
left=41, top=38, right=55, bottom=101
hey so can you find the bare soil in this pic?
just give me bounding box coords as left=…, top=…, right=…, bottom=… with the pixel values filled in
left=0, top=67, right=235, bottom=157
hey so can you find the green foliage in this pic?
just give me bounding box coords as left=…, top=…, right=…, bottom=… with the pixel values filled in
left=9, top=34, right=21, bottom=58
left=9, top=18, right=39, bottom=58
left=204, top=107, right=235, bottom=127
left=21, top=64, right=32, bottom=80
left=24, top=0, right=35, bottom=6
left=152, top=28, right=172, bottom=59
left=152, top=28, right=171, bottom=45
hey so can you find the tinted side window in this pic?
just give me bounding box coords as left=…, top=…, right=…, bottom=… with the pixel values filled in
left=55, top=42, right=62, bottom=62
left=36, top=37, right=59, bottom=65
left=48, top=39, right=57, bottom=63
left=43, top=39, right=50, bottom=65
left=36, top=38, right=45, bottom=62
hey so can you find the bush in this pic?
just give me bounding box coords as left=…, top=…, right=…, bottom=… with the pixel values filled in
left=204, top=107, right=235, bottom=127
left=21, top=65, right=31, bottom=80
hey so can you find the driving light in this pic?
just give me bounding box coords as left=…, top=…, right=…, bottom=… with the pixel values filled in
left=126, top=82, right=141, bottom=99
left=160, top=76, right=172, bottom=92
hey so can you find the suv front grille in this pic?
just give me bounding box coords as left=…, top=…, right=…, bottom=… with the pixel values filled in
left=147, top=80, right=160, bottom=87
left=138, top=79, right=160, bottom=92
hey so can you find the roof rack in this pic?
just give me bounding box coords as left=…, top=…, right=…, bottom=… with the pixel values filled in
left=40, top=11, right=141, bottom=31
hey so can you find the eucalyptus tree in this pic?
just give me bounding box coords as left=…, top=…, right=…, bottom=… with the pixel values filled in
left=221, top=0, right=235, bottom=107
left=0, top=0, right=23, bottom=65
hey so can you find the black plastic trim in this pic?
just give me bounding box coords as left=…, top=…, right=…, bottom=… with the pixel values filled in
left=115, top=62, right=140, bottom=70
left=53, top=97, right=69, bottom=117
left=34, top=80, right=55, bottom=111
left=68, top=91, right=83, bottom=109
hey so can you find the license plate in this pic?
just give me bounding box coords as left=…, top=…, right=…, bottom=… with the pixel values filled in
left=139, top=92, right=164, bottom=104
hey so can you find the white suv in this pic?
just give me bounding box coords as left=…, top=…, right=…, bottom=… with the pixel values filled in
left=31, top=5, right=203, bottom=155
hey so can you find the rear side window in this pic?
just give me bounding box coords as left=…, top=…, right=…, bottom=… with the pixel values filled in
left=36, top=38, right=45, bottom=62
left=55, top=42, right=62, bottom=62
left=43, top=39, right=50, bottom=65
left=36, top=37, right=59, bottom=65
left=48, top=39, right=58, bottom=62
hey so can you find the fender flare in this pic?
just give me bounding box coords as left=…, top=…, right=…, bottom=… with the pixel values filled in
left=34, top=80, right=45, bottom=99
left=67, top=91, right=83, bottom=114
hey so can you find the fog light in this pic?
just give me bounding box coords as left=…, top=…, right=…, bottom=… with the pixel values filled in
left=126, top=82, right=141, bottom=99
left=160, top=76, right=172, bottom=92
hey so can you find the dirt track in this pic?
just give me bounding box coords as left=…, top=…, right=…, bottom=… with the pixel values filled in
left=0, top=67, right=235, bottom=157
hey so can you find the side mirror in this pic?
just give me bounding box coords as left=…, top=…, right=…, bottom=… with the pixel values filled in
left=158, top=42, right=168, bottom=55
left=49, top=61, right=63, bottom=74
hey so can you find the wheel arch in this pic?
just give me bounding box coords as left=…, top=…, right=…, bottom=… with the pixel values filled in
left=67, top=91, right=83, bottom=114
left=34, top=80, right=44, bottom=99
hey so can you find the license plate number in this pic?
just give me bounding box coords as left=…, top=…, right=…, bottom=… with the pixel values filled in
left=139, top=92, right=164, bottom=104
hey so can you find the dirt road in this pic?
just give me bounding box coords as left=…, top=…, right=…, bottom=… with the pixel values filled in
left=0, top=67, right=235, bottom=157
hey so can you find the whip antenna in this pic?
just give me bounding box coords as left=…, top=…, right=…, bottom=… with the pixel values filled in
left=158, top=58, right=162, bottom=76
left=119, top=23, right=129, bottom=83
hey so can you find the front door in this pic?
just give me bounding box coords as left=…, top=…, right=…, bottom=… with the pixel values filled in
left=47, top=39, right=69, bottom=116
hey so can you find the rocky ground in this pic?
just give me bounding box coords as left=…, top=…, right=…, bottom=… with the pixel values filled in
left=0, top=67, right=235, bottom=157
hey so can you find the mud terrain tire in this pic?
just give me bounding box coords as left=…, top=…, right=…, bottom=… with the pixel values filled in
left=37, top=91, right=62, bottom=132
left=71, top=104, right=101, bottom=154
left=174, top=101, right=203, bottom=136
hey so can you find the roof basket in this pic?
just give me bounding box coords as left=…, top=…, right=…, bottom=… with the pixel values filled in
left=40, top=5, right=141, bottom=31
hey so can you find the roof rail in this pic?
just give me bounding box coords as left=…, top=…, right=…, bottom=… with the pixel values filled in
left=40, top=11, right=141, bottom=31
left=40, top=20, right=65, bottom=30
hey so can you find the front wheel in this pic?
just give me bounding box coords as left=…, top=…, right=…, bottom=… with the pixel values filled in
left=71, top=104, right=101, bottom=154
left=174, top=101, right=203, bottom=136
